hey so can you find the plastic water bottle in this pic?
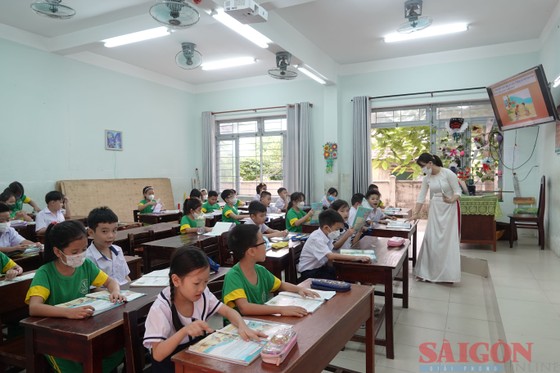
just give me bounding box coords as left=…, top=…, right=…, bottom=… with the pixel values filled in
left=196, top=215, right=206, bottom=235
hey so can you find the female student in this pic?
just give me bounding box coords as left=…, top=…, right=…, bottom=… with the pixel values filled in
left=321, top=187, right=338, bottom=208
left=25, top=220, right=126, bottom=372
left=180, top=198, right=211, bottom=234
left=0, top=189, right=33, bottom=222
left=329, top=199, right=364, bottom=250
left=8, top=181, right=41, bottom=213
left=138, top=186, right=159, bottom=213
left=285, top=192, right=314, bottom=232
left=220, top=189, right=249, bottom=224
left=143, top=247, right=266, bottom=372
left=411, top=153, right=462, bottom=283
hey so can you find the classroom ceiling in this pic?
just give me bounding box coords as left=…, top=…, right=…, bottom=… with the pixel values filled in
left=0, top=0, right=558, bottom=88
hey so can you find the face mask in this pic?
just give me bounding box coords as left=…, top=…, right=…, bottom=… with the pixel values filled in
left=328, top=229, right=341, bottom=240
left=61, top=251, right=87, bottom=268
left=148, top=194, right=155, bottom=201
left=422, top=166, right=432, bottom=176
left=0, top=222, right=10, bottom=233
left=298, top=201, right=305, bottom=208
left=230, top=198, right=238, bottom=205
left=327, top=195, right=335, bottom=202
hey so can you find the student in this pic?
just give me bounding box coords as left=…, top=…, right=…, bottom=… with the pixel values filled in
left=189, top=188, right=202, bottom=201
left=366, top=184, right=385, bottom=208
left=200, top=188, right=208, bottom=202
left=298, top=210, right=370, bottom=281
left=348, top=193, right=365, bottom=227
left=274, top=187, right=289, bottom=212
left=321, top=187, right=338, bottom=208
left=329, top=199, right=363, bottom=250
left=0, top=202, right=39, bottom=259
left=246, top=201, right=288, bottom=239
left=143, top=247, right=265, bottom=372
left=231, top=189, right=246, bottom=207
left=221, top=189, right=249, bottom=225
left=0, top=189, right=33, bottom=222
left=253, top=183, right=267, bottom=201
left=285, top=192, right=313, bottom=232
left=201, top=190, right=221, bottom=213
left=25, top=220, right=126, bottom=372
left=86, top=207, right=130, bottom=285
left=180, top=198, right=211, bottom=234
left=35, top=191, right=70, bottom=234
left=8, top=181, right=41, bottom=213
left=260, top=191, right=280, bottom=213
left=223, top=224, right=317, bottom=316
left=138, top=186, right=158, bottom=214
left=364, top=189, right=392, bottom=224
left=0, top=249, right=23, bottom=280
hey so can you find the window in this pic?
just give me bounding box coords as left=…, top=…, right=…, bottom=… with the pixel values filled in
left=216, top=117, right=286, bottom=196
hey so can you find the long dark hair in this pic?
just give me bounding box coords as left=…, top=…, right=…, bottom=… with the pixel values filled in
left=183, top=198, right=202, bottom=216
left=287, top=192, right=305, bottom=211
left=416, top=153, right=443, bottom=167
left=43, top=221, right=87, bottom=263
left=169, top=247, right=209, bottom=303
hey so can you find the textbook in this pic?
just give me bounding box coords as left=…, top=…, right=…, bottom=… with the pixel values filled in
left=310, top=202, right=323, bottom=224
left=340, top=249, right=377, bottom=262
left=204, top=222, right=234, bottom=237
left=55, top=290, right=145, bottom=316
left=352, top=206, right=373, bottom=231
left=386, top=219, right=412, bottom=229
left=187, top=319, right=292, bottom=365
left=0, top=271, right=35, bottom=287
left=265, top=291, right=332, bottom=313
left=85, top=290, right=145, bottom=302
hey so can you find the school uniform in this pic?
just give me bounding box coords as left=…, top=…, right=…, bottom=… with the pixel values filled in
left=0, top=227, right=25, bottom=248
left=201, top=201, right=220, bottom=213
left=244, top=217, right=270, bottom=233
left=274, top=197, right=286, bottom=211
left=297, top=229, right=336, bottom=280
left=253, top=194, right=261, bottom=201
left=86, top=243, right=130, bottom=285
left=138, top=199, right=155, bottom=213
left=0, top=251, right=18, bottom=273
left=333, top=224, right=353, bottom=251
left=266, top=205, right=281, bottom=214
left=222, top=204, right=240, bottom=224
left=366, top=208, right=386, bottom=223
left=222, top=263, right=281, bottom=311
left=285, top=208, right=307, bottom=232
left=179, top=215, right=197, bottom=234
left=34, top=207, right=65, bottom=232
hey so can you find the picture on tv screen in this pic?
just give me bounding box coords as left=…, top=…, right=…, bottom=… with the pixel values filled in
left=487, top=65, right=558, bottom=131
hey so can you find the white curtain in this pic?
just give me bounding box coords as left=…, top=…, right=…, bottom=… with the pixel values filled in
left=352, top=96, right=371, bottom=195
left=201, top=111, right=216, bottom=191
left=285, top=102, right=312, bottom=200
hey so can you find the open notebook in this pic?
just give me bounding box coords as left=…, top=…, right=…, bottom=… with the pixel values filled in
left=204, top=222, right=234, bottom=237
left=265, top=290, right=336, bottom=314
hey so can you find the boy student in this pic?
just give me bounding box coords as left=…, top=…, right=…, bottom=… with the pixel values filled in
left=35, top=191, right=71, bottom=234
left=253, top=183, right=267, bottom=201
left=201, top=190, right=221, bottom=213
left=275, top=187, right=289, bottom=212
left=298, top=209, right=371, bottom=281
left=86, top=207, right=130, bottom=285
left=222, top=224, right=318, bottom=317
left=364, top=189, right=393, bottom=224
left=221, top=189, right=249, bottom=224
left=247, top=201, right=288, bottom=238
left=348, top=193, right=365, bottom=227
left=0, top=202, right=41, bottom=255
left=260, top=191, right=281, bottom=213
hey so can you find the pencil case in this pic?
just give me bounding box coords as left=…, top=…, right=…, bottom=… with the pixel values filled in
left=260, top=327, right=297, bottom=366
left=271, top=241, right=289, bottom=250
left=387, top=236, right=405, bottom=247
left=311, top=278, right=351, bottom=292
left=290, top=234, right=309, bottom=242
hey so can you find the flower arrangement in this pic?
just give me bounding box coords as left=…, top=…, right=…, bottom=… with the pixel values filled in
left=456, top=167, right=471, bottom=181
left=323, top=142, right=338, bottom=173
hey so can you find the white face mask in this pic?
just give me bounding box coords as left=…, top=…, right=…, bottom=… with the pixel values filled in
left=0, top=222, right=9, bottom=233
left=61, top=251, right=87, bottom=268
left=230, top=198, right=238, bottom=205
left=148, top=194, right=155, bottom=201
left=297, top=201, right=305, bottom=208
left=422, top=166, right=432, bottom=176
left=328, top=229, right=341, bottom=240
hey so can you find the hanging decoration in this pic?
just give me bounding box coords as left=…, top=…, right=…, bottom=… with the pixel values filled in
left=323, top=142, right=338, bottom=173
left=446, top=117, right=468, bottom=141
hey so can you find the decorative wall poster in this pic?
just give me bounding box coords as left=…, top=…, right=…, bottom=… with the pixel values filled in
left=105, top=130, right=123, bottom=151
left=323, top=142, right=338, bottom=173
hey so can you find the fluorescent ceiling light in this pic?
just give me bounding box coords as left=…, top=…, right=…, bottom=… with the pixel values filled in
left=212, top=9, right=271, bottom=48
left=384, top=23, right=468, bottom=43
left=296, top=65, right=327, bottom=85
left=202, top=57, right=257, bottom=70
left=103, top=27, right=170, bottom=48
left=552, top=75, right=560, bottom=88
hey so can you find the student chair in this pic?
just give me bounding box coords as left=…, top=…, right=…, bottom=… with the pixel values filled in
left=508, top=175, right=546, bottom=250
left=123, top=301, right=155, bottom=373
left=218, top=232, right=237, bottom=267
left=207, top=279, right=225, bottom=301
left=127, top=230, right=155, bottom=257
left=133, top=210, right=140, bottom=223
left=288, top=243, right=304, bottom=284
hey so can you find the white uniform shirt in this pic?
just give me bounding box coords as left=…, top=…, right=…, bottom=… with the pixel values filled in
left=86, top=243, right=130, bottom=285
left=35, top=207, right=65, bottom=232
left=244, top=217, right=270, bottom=233
left=297, top=229, right=333, bottom=273
left=0, top=227, right=25, bottom=248
left=274, top=197, right=286, bottom=211
left=143, top=287, right=222, bottom=348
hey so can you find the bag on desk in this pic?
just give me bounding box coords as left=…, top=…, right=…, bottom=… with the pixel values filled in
left=207, top=257, right=220, bottom=272
left=311, top=279, right=351, bottom=292
left=387, top=236, right=405, bottom=247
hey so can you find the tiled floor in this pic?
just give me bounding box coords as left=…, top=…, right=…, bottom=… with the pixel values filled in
left=326, top=222, right=560, bottom=373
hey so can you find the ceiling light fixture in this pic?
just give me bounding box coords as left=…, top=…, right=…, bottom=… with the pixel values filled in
left=212, top=9, right=271, bottom=48
left=384, top=22, right=468, bottom=43
left=552, top=75, right=560, bottom=88
left=103, top=27, right=170, bottom=48
left=296, top=65, right=327, bottom=85
left=202, top=57, right=257, bottom=71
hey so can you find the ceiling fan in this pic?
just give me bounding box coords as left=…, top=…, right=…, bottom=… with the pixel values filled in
left=30, top=0, right=76, bottom=19
left=176, top=42, right=203, bottom=70
left=150, top=0, right=200, bottom=28
left=397, top=0, right=432, bottom=33
left=268, top=51, right=298, bottom=80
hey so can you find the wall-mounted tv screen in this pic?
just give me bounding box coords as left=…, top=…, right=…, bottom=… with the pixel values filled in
left=487, top=65, right=558, bottom=131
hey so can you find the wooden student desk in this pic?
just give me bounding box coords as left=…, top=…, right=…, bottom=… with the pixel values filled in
left=137, top=210, right=182, bottom=225
left=172, top=279, right=375, bottom=373
left=366, top=220, right=418, bottom=267
left=21, top=269, right=230, bottom=373
left=333, top=236, right=409, bottom=359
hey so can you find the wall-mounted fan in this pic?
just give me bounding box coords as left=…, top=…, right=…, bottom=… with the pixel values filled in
left=268, top=51, right=297, bottom=80
left=150, top=0, right=200, bottom=28
left=31, top=0, right=76, bottom=19
left=397, top=0, right=432, bottom=33
left=176, top=42, right=202, bottom=69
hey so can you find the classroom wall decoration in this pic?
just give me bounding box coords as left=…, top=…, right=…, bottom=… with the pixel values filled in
left=323, top=142, right=338, bottom=173
left=105, top=130, right=123, bottom=151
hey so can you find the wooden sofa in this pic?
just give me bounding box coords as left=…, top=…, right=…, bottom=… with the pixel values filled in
left=57, top=178, right=176, bottom=223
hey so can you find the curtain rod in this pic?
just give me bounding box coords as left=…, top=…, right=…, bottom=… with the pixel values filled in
left=368, top=86, right=487, bottom=100
left=211, top=103, right=313, bottom=115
